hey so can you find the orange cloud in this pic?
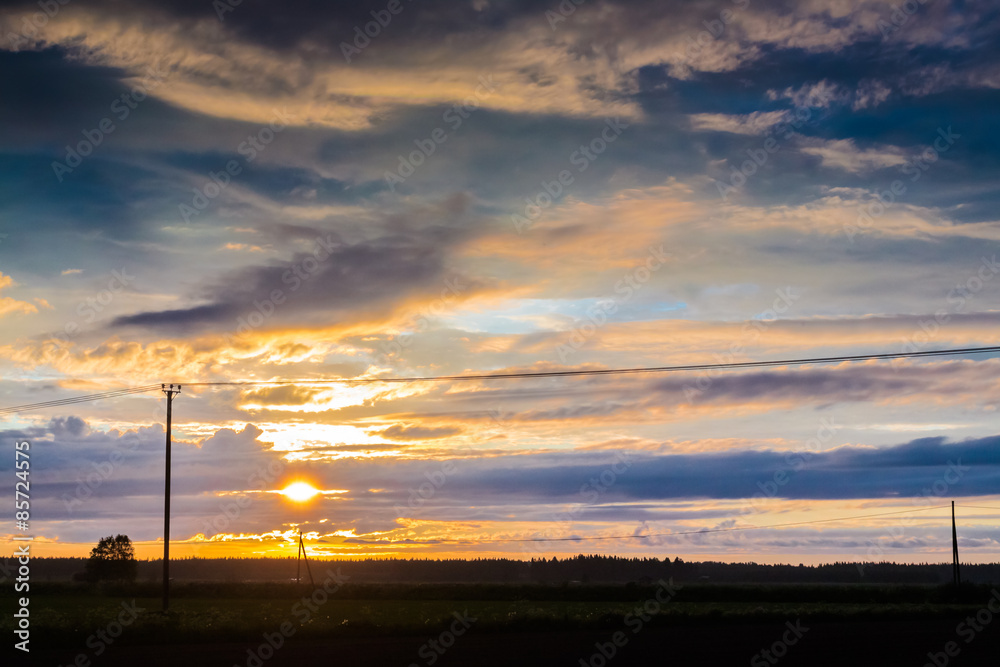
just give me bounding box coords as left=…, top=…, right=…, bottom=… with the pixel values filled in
left=0, top=272, right=38, bottom=318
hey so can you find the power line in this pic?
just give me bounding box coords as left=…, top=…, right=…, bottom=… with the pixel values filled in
left=1, top=345, right=998, bottom=415
left=103, top=505, right=951, bottom=547
left=38, top=503, right=986, bottom=549
left=184, top=345, right=1000, bottom=387
left=0, top=384, right=162, bottom=416
left=370, top=505, right=953, bottom=545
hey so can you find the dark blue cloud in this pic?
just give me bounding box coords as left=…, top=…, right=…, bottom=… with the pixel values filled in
left=111, top=196, right=486, bottom=332
left=432, top=434, right=1000, bottom=502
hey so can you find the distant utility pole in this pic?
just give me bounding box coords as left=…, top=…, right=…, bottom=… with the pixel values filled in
left=162, top=384, right=181, bottom=612
left=297, top=528, right=314, bottom=587
left=952, top=500, right=962, bottom=586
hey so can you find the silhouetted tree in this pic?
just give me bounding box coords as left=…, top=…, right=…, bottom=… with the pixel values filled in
left=86, top=534, right=137, bottom=582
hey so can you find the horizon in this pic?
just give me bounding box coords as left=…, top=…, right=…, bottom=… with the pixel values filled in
left=20, top=552, right=1000, bottom=567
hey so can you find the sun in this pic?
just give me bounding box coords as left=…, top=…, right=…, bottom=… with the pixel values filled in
left=281, top=481, right=320, bottom=502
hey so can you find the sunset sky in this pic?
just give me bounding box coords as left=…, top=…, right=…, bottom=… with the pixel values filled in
left=2, top=0, right=1000, bottom=566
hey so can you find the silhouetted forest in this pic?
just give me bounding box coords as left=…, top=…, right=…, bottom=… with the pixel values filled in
left=9, top=555, right=1000, bottom=585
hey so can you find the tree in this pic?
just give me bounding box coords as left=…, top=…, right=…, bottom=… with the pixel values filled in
left=86, top=534, right=137, bottom=582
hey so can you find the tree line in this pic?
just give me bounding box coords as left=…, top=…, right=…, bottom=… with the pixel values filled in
left=9, top=552, right=1000, bottom=585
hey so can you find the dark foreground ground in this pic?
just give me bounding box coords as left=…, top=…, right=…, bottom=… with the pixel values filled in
left=26, top=617, right=1000, bottom=667
left=10, top=582, right=1000, bottom=666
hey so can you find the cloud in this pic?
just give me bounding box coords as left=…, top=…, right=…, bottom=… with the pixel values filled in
left=49, top=415, right=90, bottom=437
left=112, top=197, right=488, bottom=334
left=0, top=272, right=39, bottom=317
left=391, top=434, right=1000, bottom=504
left=9, top=0, right=990, bottom=138
left=0, top=3, right=640, bottom=130
left=852, top=79, right=892, bottom=110
left=377, top=424, right=464, bottom=440
left=689, top=111, right=789, bottom=135
left=768, top=79, right=850, bottom=109
left=241, top=385, right=325, bottom=408
left=5, top=412, right=999, bottom=556
left=798, top=137, right=908, bottom=173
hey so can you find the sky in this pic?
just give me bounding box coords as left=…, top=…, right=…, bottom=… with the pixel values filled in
left=1, top=0, right=1000, bottom=566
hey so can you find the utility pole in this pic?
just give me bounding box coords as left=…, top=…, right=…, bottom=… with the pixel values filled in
left=951, top=500, right=961, bottom=586
left=162, top=384, right=181, bottom=612
left=297, top=528, right=314, bottom=587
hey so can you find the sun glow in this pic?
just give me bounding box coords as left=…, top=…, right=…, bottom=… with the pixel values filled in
left=281, top=481, right=320, bottom=502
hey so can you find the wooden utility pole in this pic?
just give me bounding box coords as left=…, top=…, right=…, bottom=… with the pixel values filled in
left=162, top=384, right=181, bottom=612
left=951, top=500, right=961, bottom=586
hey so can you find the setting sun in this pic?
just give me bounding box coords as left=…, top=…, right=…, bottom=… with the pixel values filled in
left=281, top=482, right=320, bottom=502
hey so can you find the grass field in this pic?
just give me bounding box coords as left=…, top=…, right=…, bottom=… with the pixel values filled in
left=12, top=582, right=1000, bottom=666
left=7, top=581, right=996, bottom=648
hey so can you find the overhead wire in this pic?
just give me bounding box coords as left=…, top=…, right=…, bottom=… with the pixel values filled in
left=184, top=345, right=1000, bottom=387
left=0, top=384, right=163, bottom=416
left=97, top=505, right=954, bottom=546
left=144, top=505, right=998, bottom=546
left=3, top=345, right=997, bottom=415
left=368, top=504, right=954, bottom=544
